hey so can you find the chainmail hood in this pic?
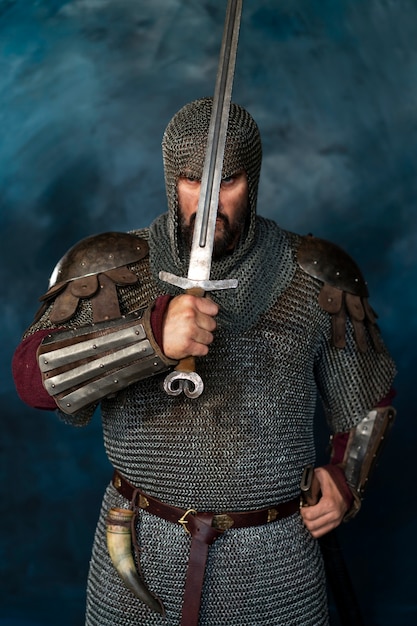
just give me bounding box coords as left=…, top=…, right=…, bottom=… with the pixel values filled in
left=150, top=98, right=296, bottom=331
left=161, top=97, right=262, bottom=266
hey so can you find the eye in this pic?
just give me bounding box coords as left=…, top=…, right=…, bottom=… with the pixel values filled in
left=180, top=174, right=200, bottom=185
left=221, top=175, right=235, bottom=186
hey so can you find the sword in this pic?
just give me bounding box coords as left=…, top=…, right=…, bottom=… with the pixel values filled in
left=159, top=0, right=243, bottom=398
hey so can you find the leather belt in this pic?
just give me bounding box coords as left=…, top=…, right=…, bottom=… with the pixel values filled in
left=112, top=469, right=300, bottom=626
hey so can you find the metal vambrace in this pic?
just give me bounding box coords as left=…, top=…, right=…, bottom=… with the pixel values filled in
left=342, top=405, right=396, bottom=519
left=37, top=307, right=176, bottom=415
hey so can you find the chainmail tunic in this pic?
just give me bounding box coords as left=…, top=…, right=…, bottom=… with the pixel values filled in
left=24, top=99, right=395, bottom=625
left=26, top=221, right=396, bottom=625
left=81, top=221, right=394, bottom=626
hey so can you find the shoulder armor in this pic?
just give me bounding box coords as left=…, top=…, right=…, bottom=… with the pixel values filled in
left=38, top=232, right=149, bottom=325
left=297, top=234, right=368, bottom=297
left=297, top=235, right=383, bottom=353
left=47, top=232, right=148, bottom=290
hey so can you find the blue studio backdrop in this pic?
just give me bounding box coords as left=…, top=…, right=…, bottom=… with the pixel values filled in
left=1, top=1, right=416, bottom=625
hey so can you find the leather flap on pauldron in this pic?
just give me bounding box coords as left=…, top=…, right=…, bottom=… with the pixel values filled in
left=46, top=276, right=100, bottom=323
left=70, top=275, right=99, bottom=298
left=318, top=284, right=343, bottom=314
left=318, top=289, right=384, bottom=353
left=345, top=293, right=365, bottom=321
left=92, top=273, right=123, bottom=323
left=105, top=266, right=139, bottom=286
left=331, top=305, right=347, bottom=349
left=50, top=287, right=83, bottom=324
left=344, top=293, right=367, bottom=352
left=49, top=275, right=100, bottom=324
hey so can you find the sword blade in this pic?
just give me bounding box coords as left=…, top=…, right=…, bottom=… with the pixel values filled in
left=187, top=0, right=243, bottom=282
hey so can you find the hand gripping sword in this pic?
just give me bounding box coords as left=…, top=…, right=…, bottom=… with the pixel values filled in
left=159, top=0, right=243, bottom=399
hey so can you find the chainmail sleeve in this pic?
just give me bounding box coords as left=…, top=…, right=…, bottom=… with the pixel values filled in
left=314, top=311, right=396, bottom=433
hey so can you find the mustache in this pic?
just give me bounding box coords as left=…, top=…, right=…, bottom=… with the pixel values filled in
left=188, top=211, right=230, bottom=229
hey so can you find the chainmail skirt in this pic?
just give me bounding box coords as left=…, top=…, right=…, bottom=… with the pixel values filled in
left=85, top=483, right=329, bottom=626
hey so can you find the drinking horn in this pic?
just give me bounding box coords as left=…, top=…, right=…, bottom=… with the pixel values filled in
left=106, top=507, right=165, bottom=615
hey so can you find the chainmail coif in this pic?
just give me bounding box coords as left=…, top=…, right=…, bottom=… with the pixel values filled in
left=150, top=98, right=296, bottom=331
left=161, top=97, right=262, bottom=261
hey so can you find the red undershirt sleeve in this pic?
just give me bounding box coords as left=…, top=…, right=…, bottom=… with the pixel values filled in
left=12, top=329, right=61, bottom=411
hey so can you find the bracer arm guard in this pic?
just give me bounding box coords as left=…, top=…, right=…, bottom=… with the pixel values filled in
left=37, top=307, right=176, bottom=415
left=335, top=405, right=396, bottom=520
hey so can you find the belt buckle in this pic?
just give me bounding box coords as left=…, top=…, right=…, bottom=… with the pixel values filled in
left=178, top=508, right=197, bottom=536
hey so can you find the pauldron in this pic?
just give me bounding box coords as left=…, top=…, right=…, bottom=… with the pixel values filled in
left=297, top=234, right=383, bottom=352
left=36, top=232, right=148, bottom=324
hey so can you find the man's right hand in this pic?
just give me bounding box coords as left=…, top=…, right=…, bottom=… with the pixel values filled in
left=162, top=294, right=219, bottom=360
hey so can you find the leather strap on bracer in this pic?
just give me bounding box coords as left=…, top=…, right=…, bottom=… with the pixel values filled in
left=37, top=307, right=176, bottom=415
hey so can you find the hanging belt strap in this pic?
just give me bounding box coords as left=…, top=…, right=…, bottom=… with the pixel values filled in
left=178, top=511, right=222, bottom=626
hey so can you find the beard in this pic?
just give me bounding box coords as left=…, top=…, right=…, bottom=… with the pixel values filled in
left=179, top=206, right=247, bottom=261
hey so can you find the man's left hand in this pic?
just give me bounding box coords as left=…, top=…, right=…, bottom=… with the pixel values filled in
left=300, top=467, right=348, bottom=538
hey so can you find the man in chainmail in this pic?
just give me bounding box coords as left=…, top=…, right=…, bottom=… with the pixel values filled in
left=13, top=97, right=396, bottom=626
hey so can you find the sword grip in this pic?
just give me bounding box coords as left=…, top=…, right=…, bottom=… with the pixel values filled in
left=174, top=287, right=205, bottom=374
left=186, top=287, right=205, bottom=297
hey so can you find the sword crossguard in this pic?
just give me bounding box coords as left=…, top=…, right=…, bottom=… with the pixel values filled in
left=159, top=271, right=238, bottom=293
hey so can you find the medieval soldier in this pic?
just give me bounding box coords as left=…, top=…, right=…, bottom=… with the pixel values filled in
left=13, top=97, right=396, bottom=625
